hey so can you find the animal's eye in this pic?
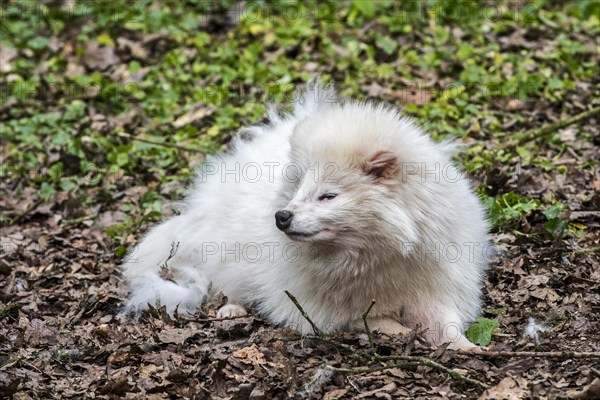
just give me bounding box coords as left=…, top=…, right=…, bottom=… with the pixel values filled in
left=318, top=193, right=337, bottom=201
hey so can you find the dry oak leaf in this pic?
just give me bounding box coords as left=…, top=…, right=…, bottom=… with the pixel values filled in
left=232, top=344, right=266, bottom=366
left=479, top=376, right=528, bottom=400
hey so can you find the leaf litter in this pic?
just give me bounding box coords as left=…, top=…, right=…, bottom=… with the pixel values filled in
left=1, top=1, right=599, bottom=398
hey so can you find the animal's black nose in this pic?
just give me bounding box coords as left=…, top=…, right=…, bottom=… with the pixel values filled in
left=275, top=210, right=293, bottom=230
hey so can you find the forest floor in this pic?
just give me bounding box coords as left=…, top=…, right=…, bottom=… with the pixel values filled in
left=1, top=1, right=599, bottom=398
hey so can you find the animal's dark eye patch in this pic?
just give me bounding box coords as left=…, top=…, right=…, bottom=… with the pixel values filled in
left=318, top=193, right=337, bottom=201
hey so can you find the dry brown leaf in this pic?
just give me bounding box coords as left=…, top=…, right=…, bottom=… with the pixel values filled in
left=356, top=382, right=397, bottom=399
left=117, top=37, right=149, bottom=60
left=323, top=388, right=348, bottom=400
left=566, top=378, right=600, bottom=399
left=157, top=328, right=196, bottom=344
left=0, top=47, right=18, bottom=73
left=232, top=344, right=266, bottom=366
left=82, top=42, right=120, bottom=71
left=479, top=376, right=528, bottom=400
left=172, top=106, right=216, bottom=128
left=24, top=319, right=57, bottom=346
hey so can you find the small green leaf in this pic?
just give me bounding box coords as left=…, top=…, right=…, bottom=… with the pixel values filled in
left=48, top=163, right=64, bottom=182
left=38, top=182, right=56, bottom=202
left=543, top=203, right=567, bottom=220
left=547, top=78, right=564, bottom=90
left=116, top=152, right=129, bottom=167
left=64, top=100, right=86, bottom=121
left=27, top=37, right=50, bottom=50
left=543, top=203, right=570, bottom=239
left=115, top=245, right=127, bottom=258
left=59, top=180, right=77, bottom=191
left=352, top=0, right=377, bottom=17
left=96, top=31, right=115, bottom=47
left=376, top=35, right=398, bottom=55
left=466, top=317, right=499, bottom=346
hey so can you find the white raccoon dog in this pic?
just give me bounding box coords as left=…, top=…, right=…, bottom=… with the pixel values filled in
left=121, top=81, right=491, bottom=350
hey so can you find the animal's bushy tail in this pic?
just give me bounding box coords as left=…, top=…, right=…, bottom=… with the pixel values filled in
left=120, top=217, right=208, bottom=316
left=120, top=77, right=334, bottom=316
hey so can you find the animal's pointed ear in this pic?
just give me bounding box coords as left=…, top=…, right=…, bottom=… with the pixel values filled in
left=365, top=151, right=398, bottom=180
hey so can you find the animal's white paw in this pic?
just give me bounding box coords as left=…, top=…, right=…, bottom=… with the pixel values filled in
left=217, top=304, right=248, bottom=318
left=358, top=317, right=412, bottom=336
left=446, top=336, right=482, bottom=352
left=372, top=320, right=412, bottom=336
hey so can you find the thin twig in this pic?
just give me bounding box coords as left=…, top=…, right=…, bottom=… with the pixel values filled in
left=325, top=362, right=422, bottom=375
left=455, top=350, right=600, bottom=358
left=325, top=355, right=490, bottom=389
left=196, top=314, right=258, bottom=322
left=11, top=198, right=44, bottom=224
left=158, top=242, right=180, bottom=282
left=571, top=246, right=600, bottom=255
left=499, top=106, right=600, bottom=150
left=362, top=299, right=376, bottom=351
left=61, top=214, right=96, bottom=228
left=308, top=336, right=370, bottom=361
left=164, top=242, right=180, bottom=269
left=284, top=290, right=323, bottom=336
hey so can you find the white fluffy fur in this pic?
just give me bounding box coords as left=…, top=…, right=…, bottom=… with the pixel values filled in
left=121, top=80, right=491, bottom=350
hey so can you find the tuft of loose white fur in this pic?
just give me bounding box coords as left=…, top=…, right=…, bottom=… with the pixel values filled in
left=523, top=317, right=549, bottom=344
left=120, top=79, right=492, bottom=350
left=300, top=368, right=335, bottom=399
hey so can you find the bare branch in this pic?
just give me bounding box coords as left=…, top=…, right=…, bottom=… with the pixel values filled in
left=455, top=350, right=600, bottom=359
left=325, top=355, right=490, bottom=389
left=499, top=106, right=600, bottom=150
left=362, top=299, right=376, bottom=351
left=284, top=290, right=323, bottom=336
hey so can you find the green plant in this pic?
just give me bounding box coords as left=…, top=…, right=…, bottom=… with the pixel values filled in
left=466, top=317, right=500, bottom=347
